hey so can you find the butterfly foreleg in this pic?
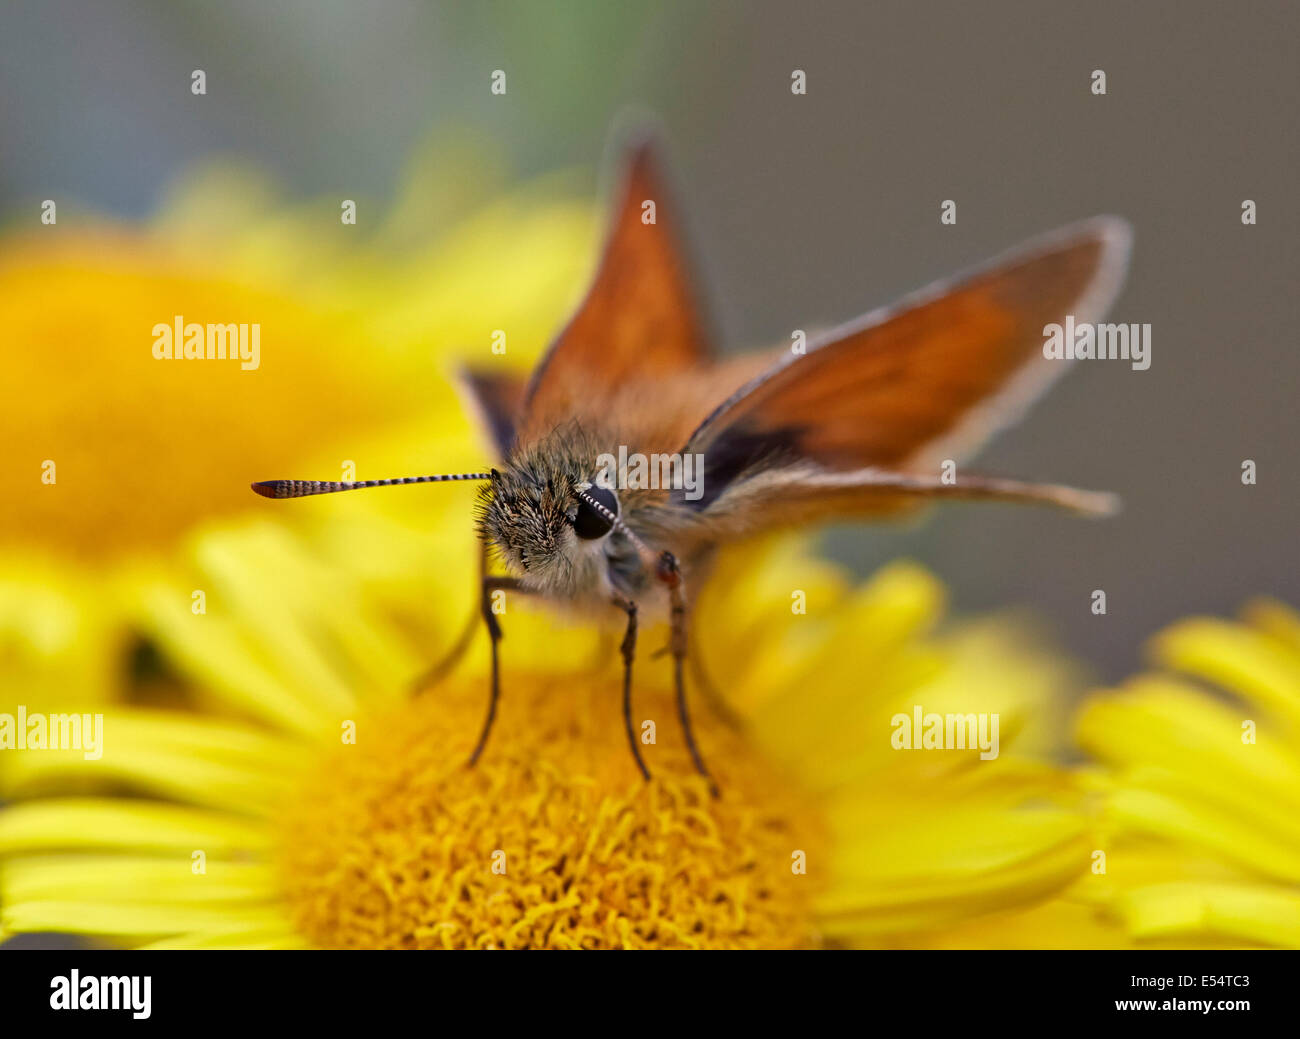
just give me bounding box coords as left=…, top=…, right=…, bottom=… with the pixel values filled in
left=467, top=572, right=530, bottom=767
left=656, top=552, right=720, bottom=798
left=612, top=595, right=652, bottom=783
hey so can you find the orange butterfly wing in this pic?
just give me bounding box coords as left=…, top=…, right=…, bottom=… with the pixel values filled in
left=687, top=217, right=1131, bottom=472
left=518, top=140, right=716, bottom=444
left=464, top=142, right=1130, bottom=547
left=672, top=218, right=1132, bottom=535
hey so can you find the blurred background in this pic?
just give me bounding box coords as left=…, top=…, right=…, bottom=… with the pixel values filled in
left=2, top=0, right=1295, bottom=680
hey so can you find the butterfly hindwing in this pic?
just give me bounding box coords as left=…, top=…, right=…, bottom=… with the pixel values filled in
left=457, top=367, right=529, bottom=458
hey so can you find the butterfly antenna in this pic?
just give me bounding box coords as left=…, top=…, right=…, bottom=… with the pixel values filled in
left=252, top=473, right=492, bottom=499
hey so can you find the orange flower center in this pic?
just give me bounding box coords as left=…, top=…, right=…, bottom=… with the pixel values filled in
left=276, top=676, right=824, bottom=949
left=0, top=233, right=420, bottom=560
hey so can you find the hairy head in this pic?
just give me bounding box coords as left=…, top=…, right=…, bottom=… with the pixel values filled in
left=476, top=424, right=619, bottom=586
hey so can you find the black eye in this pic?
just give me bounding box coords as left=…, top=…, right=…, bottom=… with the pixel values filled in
left=573, top=484, right=618, bottom=540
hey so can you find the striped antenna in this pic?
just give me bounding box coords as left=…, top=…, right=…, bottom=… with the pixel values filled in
left=573, top=485, right=659, bottom=569
left=252, top=472, right=492, bottom=499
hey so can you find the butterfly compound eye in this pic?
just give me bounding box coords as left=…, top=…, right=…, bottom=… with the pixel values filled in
left=573, top=484, right=619, bottom=540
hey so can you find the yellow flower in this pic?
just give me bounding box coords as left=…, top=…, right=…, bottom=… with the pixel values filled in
left=1071, top=599, right=1300, bottom=948
left=0, top=146, right=594, bottom=725
left=0, top=455, right=1092, bottom=949
left=2, top=143, right=1136, bottom=949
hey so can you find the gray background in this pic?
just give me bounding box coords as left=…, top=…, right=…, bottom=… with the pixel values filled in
left=3, top=0, right=1295, bottom=680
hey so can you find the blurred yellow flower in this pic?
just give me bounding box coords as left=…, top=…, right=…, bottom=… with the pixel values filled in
left=0, top=144, right=594, bottom=725
left=1072, top=599, right=1300, bottom=948
left=0, top=464, right=1092, bottom=948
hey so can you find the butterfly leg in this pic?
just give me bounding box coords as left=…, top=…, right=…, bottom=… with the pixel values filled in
left=613, top=595, right=652, bottom=783
left=657, top=552, right=720, bottom=798
left=467, top=573, right=528, bottom=767
left=649, top=628, right=740, bottom=730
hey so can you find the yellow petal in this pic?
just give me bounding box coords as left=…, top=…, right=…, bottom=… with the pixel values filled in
left=0, top=799, right=269, bottom=856
left=138, top=927, right=309, bottom=950
left=818, top=804, right=1089, bottom=936
left=2, top=900, right=290, bottom=938
left=4, top=709, right=309, bottom=814
left=1117, top=882, right=1300, bottom=948
left=3, top=855, right=276, bottom=904
left=1151, top=616, right=1300, bottom=728
left=1242, top=597, right=1300, bottom=655
left=132, top=573, right=329, bottom=737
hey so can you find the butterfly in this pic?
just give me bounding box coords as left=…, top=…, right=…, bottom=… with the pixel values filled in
left=254, top=136, right=1131, bottom=796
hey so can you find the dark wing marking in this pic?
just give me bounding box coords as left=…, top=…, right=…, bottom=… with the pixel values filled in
left=683, top=217, right=1132, bottom=512
left=457, top=367, right=528, bottom=458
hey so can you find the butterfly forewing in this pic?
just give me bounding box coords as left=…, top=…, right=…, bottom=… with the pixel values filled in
left=687, top=217, right=1130, bottom=470
left=674, top=217, right=1131, bottom=531
left=519, top=141, right=716, bottom=443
